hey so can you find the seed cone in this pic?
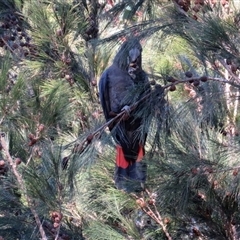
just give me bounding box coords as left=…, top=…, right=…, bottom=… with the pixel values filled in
left=185, top=71, right=193, bottom=78
left=169, top=85, right=176, bottom=91
left=200, top=76, right=208, bottom=82
left=167, top=76, right=176, bottom=82
left=15, top=158, right=22, bottom=165
left=193, top=80, right=200, bottom=86
left=0, top=160, right=5, bottom=168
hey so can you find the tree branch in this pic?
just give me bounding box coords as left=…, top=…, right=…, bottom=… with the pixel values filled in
left=63, top=75, right=240, bottom=167
left=0, top=134, right=48, bottom=240
left=132, top=190, right=172, bottom=240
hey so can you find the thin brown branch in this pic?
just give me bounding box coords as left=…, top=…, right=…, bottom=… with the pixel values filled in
left=218, top=58, right=240, bottom=83
left=0, top=134, right=48, bottom=240
left=81, top=75, right=240, bottom=136
left=65, top=75, right=240, bottom=164
left=145, top=189, right=172, bottom=240
left=132, top=190, right=172, bottom=240
left=143, top=205, right=172, bottom=240
left=0, top=37, right=22, bottom=61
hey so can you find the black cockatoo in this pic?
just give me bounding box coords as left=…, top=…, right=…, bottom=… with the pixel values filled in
left=98, top=38, right=151, bottom=192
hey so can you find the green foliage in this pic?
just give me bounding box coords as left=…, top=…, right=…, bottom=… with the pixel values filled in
left=1, top=0, right=240, bottom=239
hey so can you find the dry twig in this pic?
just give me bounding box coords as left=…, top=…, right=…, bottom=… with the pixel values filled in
left=61, top=75, right=240, bottom=170
left=132, top=189, right=172, bottom=240
left=0, top=134, right=48, bottom=240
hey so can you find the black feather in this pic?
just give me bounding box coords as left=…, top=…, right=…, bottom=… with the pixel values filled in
left=99, top=38, right=149, bottom=163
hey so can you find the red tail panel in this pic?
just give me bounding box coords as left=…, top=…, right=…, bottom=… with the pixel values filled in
left=136, top=145, right=144, bottom=162
left=116, top=145, right=129, bottom=169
